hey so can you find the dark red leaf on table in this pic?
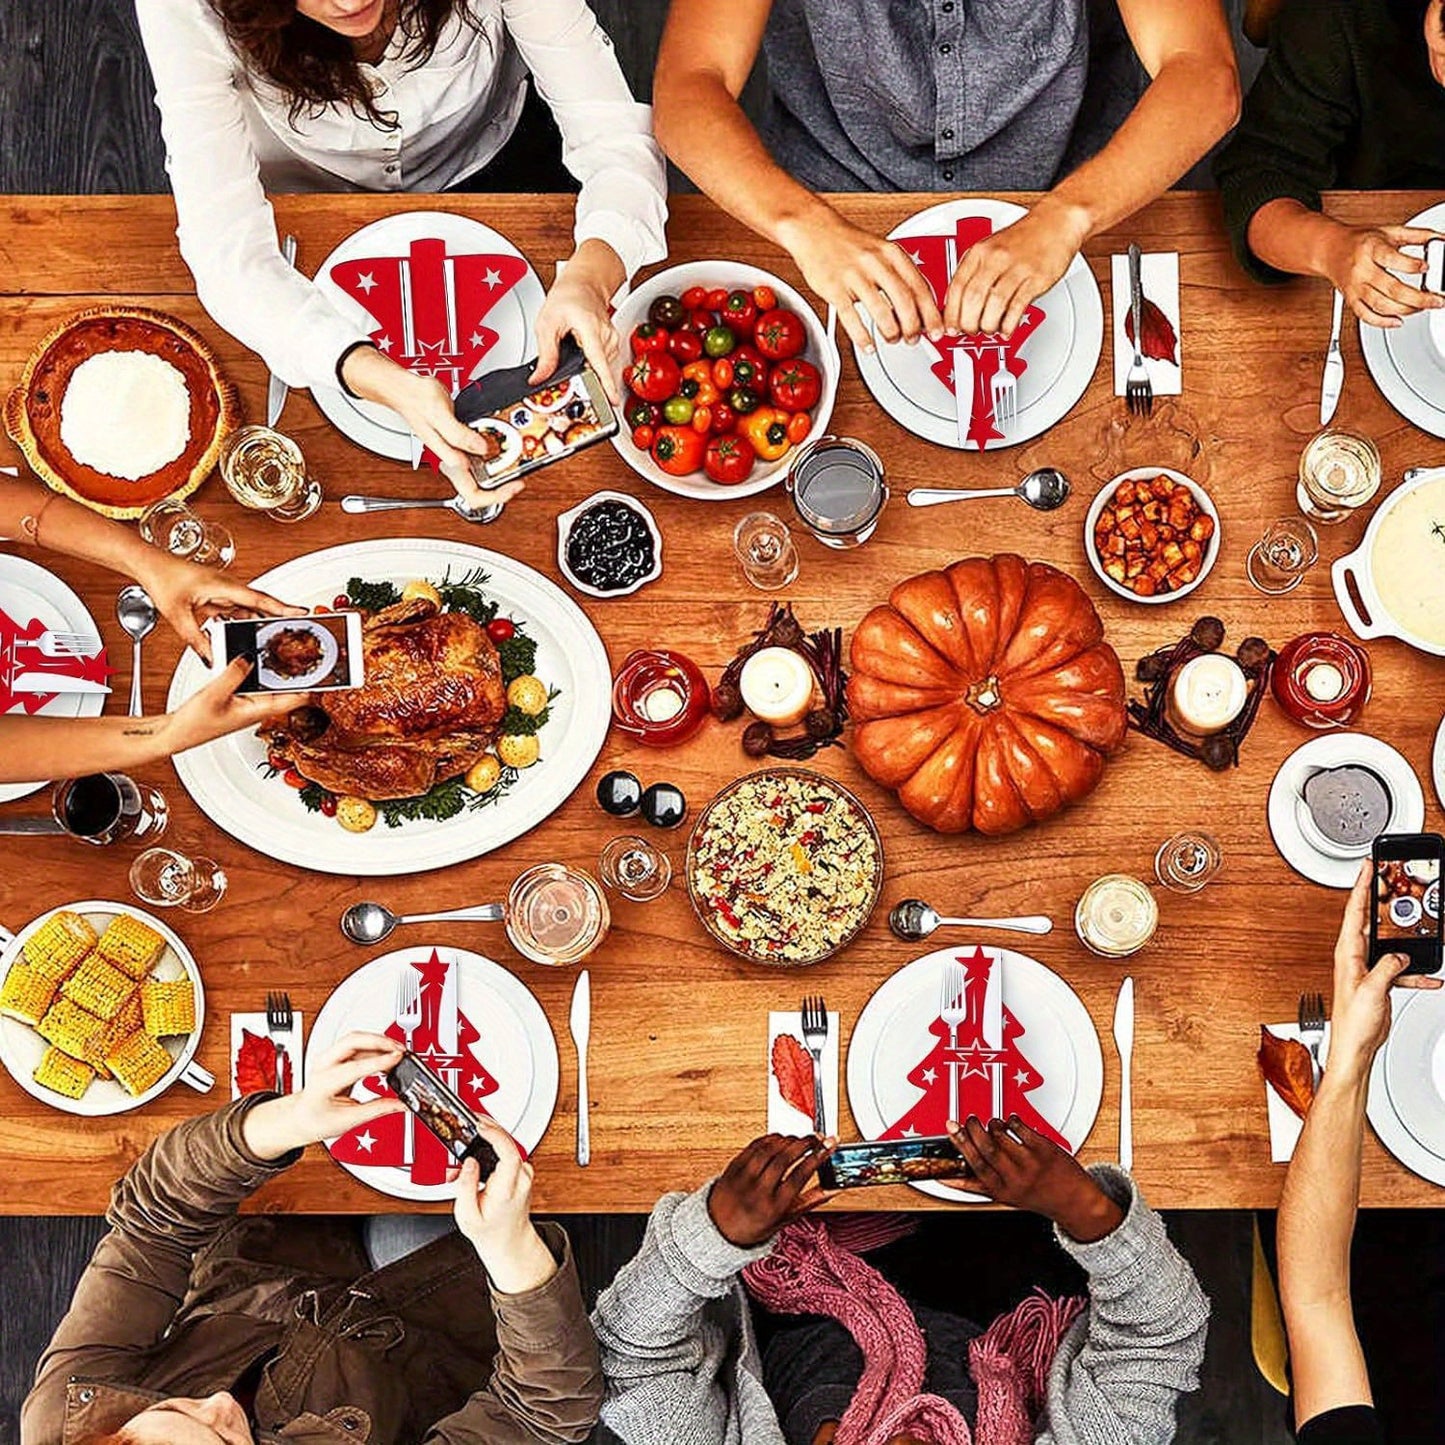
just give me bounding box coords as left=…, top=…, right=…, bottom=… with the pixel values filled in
left=235, top=1029, right=277, bottom=1096
left=771, top=1033, right=815, bottom=1119
left=1125, top=297, right=1178, bottom=365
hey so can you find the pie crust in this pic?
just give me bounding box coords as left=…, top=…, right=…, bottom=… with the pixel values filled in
left=3, top=306, right=238, bottom=519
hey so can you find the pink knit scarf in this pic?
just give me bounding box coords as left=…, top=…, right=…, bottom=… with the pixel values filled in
left=743, top=1217, right=1085, bottom=1445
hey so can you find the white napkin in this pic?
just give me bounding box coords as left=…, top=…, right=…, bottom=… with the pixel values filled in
left=230, top=1010, right=304, bottom=1098
left=1263, top=1021, right=1327, bottom=1163
left=767, top=1010, right=839, bottom=1137
left=1112, top=252, right=1182, bottom=396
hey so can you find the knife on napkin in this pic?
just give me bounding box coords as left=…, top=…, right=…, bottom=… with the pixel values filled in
left=983, top=952, right=1005, bottom=1121
left=1113, top=976, right=1135, bottom=1172
left=266, top=234, right=298, bottom=428
left=1320, top=289, right=1345, bottom=427
left=438, top=956, right=459, bottom=1062
left=570, top=970, right=591, bottom=1167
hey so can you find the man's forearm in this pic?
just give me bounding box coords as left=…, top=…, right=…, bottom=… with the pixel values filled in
left=1246, top=198, right=1348, bottom=281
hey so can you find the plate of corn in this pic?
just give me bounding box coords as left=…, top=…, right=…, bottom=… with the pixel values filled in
left=0, top=902, right=206, bottom=1114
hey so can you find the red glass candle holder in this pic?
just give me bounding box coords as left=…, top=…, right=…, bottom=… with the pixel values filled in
left=611, top=649, right=710, bottom=747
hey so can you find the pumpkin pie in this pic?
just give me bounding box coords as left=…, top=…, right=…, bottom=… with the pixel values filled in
left=3, top=306, right=237, bottom=519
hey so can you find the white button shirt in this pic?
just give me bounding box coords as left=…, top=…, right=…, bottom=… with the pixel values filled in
left=136, top=0, right=669, bottom=391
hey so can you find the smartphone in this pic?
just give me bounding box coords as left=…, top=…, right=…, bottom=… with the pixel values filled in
left=1370, top=831, right=1445, bottom=976
left=816, top=1135, right=973, bottom=1191
left=386, top=1050, right=500, bottom=1179
left=208, top=612, right=364, bottom=694
left=454, top=339, right=618, bottom=491
left=1426, top=237, right=1445, bottom=295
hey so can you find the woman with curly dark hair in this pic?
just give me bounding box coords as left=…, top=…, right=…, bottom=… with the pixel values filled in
left=136, top=0, right=666, bottom=507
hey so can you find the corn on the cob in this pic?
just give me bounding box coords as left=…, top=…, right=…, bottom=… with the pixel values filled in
left=106, top=1030, right=172, bottom=1096
left=0, top=963, right=58, bottom=1028
left=140, top=978, right=196, bottom=1038
left=36, top=998, right=106, bottom=1060
left=96, top=915, right=167, bottom=979
left=61, top=958, right=137, bottom=1022
left=22, top=910, right=97, bottom=982
left=33, top=1047, right=95, bottom=1101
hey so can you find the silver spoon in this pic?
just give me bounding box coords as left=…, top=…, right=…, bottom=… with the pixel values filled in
left=341, top=899, right=505, bottom=945
left=907, top=467, right=1071, bottom=511
left=116, top=585, right=158, bottom=718
left=888, top=898, right=1054, bottom=941
left=340, top=494, right=503, bottom=525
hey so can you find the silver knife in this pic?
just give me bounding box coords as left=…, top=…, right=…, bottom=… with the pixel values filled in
left=1113, top=976, right=1135, bottom=1172
left=438, top=957, right=459, bottom=1057
left=982, top=952, right=1005, bottom=1121
left=951, top=347, right=972, bottom=449
left=1320, top=289, right=1344, bottom=427
left=0, top=817, right=65, bottom=834
left=11, top=675, right=110, bottom=694
left=266, top=234, right=298, bottom=427
left=569, top=970, right=591, bottom=1167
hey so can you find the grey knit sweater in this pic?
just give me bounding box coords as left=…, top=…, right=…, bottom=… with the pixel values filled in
left=592, top=1166, right=1209, bottom=1445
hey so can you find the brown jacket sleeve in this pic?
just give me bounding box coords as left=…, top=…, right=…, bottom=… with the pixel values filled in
left=425, top=1222, right=602, bottom=1445
left=21, top=1095, right=299, bottom=1442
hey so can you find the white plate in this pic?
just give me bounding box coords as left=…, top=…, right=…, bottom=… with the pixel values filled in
left=1361, top=200, right=1445, bottom=437
left=0, top=554, right=105, bottom=803
left=166, top=538, right=611, bottom=876
left=1083, top=467, right=1220, bottom=606
left=608, top=261, right=840, bottom=501
left=309, top=212, right=547, bottom=462
left=254, top=617, right=340, bottom=691
left=1369, top=989, right=1445, bottom=1188
left=852, top=199, right=1104, bottom=450
left=1266, top=733, right=1425, bottom=890
left=1433, top=715, right=1445, bottom=811
left=1384, top=989, right=1445, bottom=1158
left=0, top=900, right=205, bottom=1116
left=846, top=945, right=1103, bottom=1202
left=307, top=945, right=558, bottom=1202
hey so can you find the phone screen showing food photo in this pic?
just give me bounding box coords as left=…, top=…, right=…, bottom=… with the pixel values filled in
left=817, top=1136, right=972, bottom=1191
left=213, top=612, right=364, bottom=694
left=386, top=1051, right=499, bottom=1178
left=469, top=369, right=617, bottom=489
left=1371, top=833, right=1445, bottom=974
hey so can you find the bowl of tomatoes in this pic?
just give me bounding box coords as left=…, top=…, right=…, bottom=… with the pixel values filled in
left=610, top=262, right=840, bottom=501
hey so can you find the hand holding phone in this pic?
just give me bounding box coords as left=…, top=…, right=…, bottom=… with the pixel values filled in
left=207, top=612, right=364, bottom=694
left=386, top=1051, right=500, bottom=1178
left=1369, top=832, right=1444, bottom=976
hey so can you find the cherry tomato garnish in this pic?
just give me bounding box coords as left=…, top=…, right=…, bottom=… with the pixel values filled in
left=486, top=617, right=517, bottom=643
left=282, top=768, right=307, bottom=789
left=332, top=594, right=351, bottom=610
left=319, top=793, right=339, bottom=817
left=786, top=410, right=813, bottom=445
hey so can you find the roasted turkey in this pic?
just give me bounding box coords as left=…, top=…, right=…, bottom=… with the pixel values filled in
left=260, top=596, right=507, bottom=800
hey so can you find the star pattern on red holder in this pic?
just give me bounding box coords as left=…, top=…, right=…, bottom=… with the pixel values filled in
left=899, top=217, right=1045, bottom=448
left=330, top=237, right=530, bottom=397
left=330, top=951, right=513, bottom=1188
left=880, top=947, right=1067, bottom=1146
left=0, top=609, right=111, bottom=714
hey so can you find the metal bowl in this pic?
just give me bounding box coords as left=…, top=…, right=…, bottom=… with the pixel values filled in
left=685, top=766, right=885, bottom=968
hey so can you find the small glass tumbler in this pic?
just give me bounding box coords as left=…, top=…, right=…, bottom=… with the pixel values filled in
left=505, top=863, right=610, bottom=966
left=734, top=511, right=800, bottom=591
left=1297, top=429, right=1381, bottom=524
left=1246, top=516, right=1318, bottom=595
left=138, top=498, right=236, bottom=568
left=51, top=773, right=168, bottom=846
left=130, top=846, right=228, bottom=912
left=219, top=425, right=322, bottom=523
left=598, top=834, right=672, bottom=902
left=1154, top=831, right=1223, bottom=894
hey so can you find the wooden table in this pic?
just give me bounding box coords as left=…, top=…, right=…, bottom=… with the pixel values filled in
left=2, top=190, right=1443, bottom=1214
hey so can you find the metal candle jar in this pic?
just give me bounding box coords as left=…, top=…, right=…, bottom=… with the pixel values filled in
left=1271, top=631, right=1372, bottom=730
left=611, top=649, right=710, bottom=747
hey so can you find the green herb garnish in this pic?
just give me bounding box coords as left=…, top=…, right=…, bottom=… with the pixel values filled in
left=345, top=577, right=402, bottom=612
left=377, top=768, right=520, bottom=827
left=497, top=633, right=538, bottom=684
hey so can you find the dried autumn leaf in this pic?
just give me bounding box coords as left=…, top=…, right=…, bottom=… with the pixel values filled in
left=771, top=1033, right=815, bottom=1120
left=1257, top=1026, right=1315, bottom=1120
left=1124, top=296, right=1179, bottom=366
left=235, top=1029, right=276, bottom=1097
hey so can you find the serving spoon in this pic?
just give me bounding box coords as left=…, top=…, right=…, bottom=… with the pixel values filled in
left=340, top=899, right=505, bottom=946
left=888, top=898, right=1054, bottom=941
left=907, top=466, right=1071, bottom=512
left=340, top=494, right=504, bottom=525
left=116, top=585, right=158, bottom=717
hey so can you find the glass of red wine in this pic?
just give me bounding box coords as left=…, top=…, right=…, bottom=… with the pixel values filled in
left=50, top=773, right=168, bottom=847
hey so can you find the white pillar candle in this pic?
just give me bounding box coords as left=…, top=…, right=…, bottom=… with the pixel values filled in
left=740, top=646, right=815, bottom=727
left=1169, top=653, right=1248, bottom=735
left=1302, top=661, right=1346, bottom=703
left=639, top=683, right=685, bottom=723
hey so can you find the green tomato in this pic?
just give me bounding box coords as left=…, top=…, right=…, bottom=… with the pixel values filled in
left=703, top=325, right=737, bottom=358
left=662, top=395, right=696, bottom=425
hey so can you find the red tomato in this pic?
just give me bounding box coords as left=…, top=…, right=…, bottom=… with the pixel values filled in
left=711, top=357, right=734, bottom=390
left=768, top=358, right=823, bottom=412
left=629, top=322, right=669, bottom=357
left=631, top=424, right=655, bottom=450
left=691, top=404, right=713, bottom=435
left=282, top=768, right=307, bottom=789
left=268, top=750, right=290, bottom=772
left=752, top=284, right=778, bottom=312
left=667, top=329, right=704, bottom=363
left=786, top=410, right=813, bottom=445
left=681, top=285, right=709, bottom=310
left=331, top=594, right=351, bottom=610
left=704, top=433, right=757, bottom=485
left=710, top=401, right=736, bottom=434
left=624, top=352, right=681, bottom=403
left=754, top=307, right=807, bottom=360
left=651, top=425, right=708, bottom=476
left=684, top=308, right=716, bottom=334
left=722, top=289, right=758, bottom=332
left=624, top=397, right=660, bottom=430
left=705, top=287, right=729, bottom=311
left=730, top=345, right=768, bottom=391
left=486, top=617, right=516, bottom=643
left=319, top=793, right=339, bottom=818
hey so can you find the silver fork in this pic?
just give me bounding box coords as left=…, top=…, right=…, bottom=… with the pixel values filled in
left=800, top=995, right=829, bottom=1135
left=394, top=969, right=423, bottom=1166
left=990, top=356, right=1017, bottom=434
left=1298, top=991, right=1327, bottom=1084
left=23, top=631, right=95, bottom=658
left=1126, top=242, right=1153, bottom=417
left=939, top=961, right=967, bottom=1124
left=265, top=990, right=293, bottom=1094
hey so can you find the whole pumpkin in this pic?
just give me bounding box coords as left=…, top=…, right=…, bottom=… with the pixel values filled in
left=847, top=554, right=1127, bottom=835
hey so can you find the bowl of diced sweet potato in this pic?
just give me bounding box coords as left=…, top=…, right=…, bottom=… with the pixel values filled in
left=1084, top=467, right=1219, bottom=604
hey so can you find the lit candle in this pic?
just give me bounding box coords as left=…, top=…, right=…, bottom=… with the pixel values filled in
left=639, top=683, right=685, bottom=723
left=1169, top=653, right=1248, bottom=736
left=1302, top=661, right=1346, bottom=703
left=740, top=646, right=815, bottom=727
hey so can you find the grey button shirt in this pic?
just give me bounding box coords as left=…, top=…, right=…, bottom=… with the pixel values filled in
left=759, top=0, right=1141, bottom=192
